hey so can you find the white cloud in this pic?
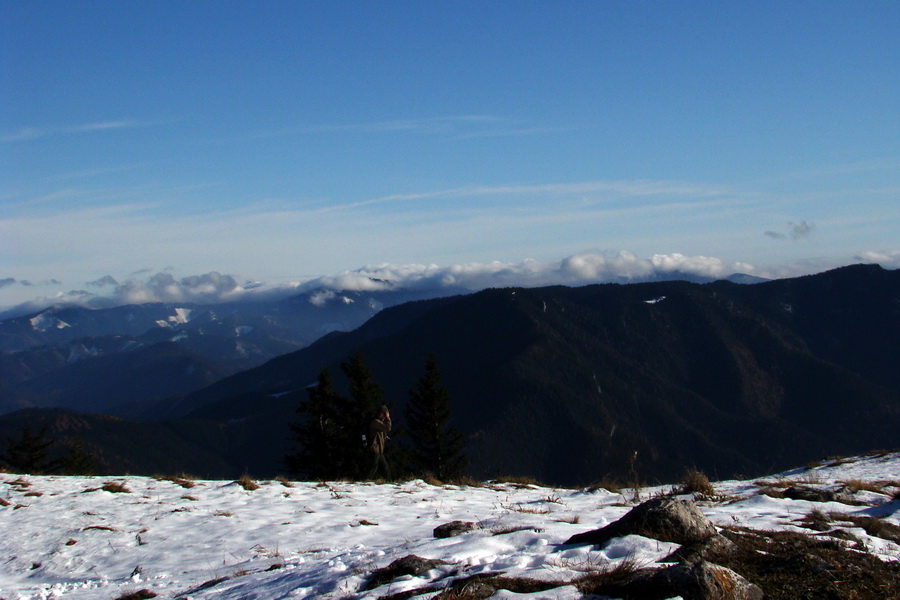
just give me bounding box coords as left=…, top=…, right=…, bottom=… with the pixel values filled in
left=6, top=246, right=894, bottom=318
left=855, top=250, right=900, bottom=267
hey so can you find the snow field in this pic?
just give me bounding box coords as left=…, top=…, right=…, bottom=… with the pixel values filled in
left=0, top=451, right=898, bottom=600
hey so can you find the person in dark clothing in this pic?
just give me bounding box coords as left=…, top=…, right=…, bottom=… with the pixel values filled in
left=368, top=405, right=392, bottom=480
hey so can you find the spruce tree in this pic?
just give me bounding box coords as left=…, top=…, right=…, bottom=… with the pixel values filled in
left=406, top=355, right=467, bottom=480
left=340, top=351, right=386, bottom=477
left=3, top=426, right=59, bottom=474
left=285, top=369, right=352, bottom=479
left=61, top=439, right=96, bottom=476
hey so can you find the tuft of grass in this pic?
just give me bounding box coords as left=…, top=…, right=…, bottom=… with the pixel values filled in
left=213, top=510, right=233, bottom=517
left=798, top=509, right=832, bottom=532
left=421, top=473, right=443, bottom=486
left=838, top=515, right=900, bottom=544
left=491, top=525, right=545, bottom=536
left=447, top=475, right=485, bottom=488
left=569, top=553, right=645, bottom=596
left=586, top=478, right=623, bottom=494
left=502, top=502, right=551, bottom=515
left=679, top=468, right=716, bottom=497
left=83, top=525, right=118, bottom=532
left=101, top=481, right=131, bottom=494
left=554, top=514, right=581, bottom=524
left=840, top=479, right=889, bottom=495
left=235, top=474, right=259, bottom=491
left=490, top=475, right=543, bottom=488
left=274, top=475, right=293, bottom=488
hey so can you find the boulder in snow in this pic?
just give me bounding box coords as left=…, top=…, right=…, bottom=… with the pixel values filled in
left=434, top=520, right=481, bottom=538
left=565, top=496, right=717, bottom=546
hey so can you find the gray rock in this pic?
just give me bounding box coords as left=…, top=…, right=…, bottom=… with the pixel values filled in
left=565, top=496, right=718, bottom=546
left=782, top=485, right=836, bottom=502
left=663, top=533, right=738, bottom=564
left=648, top=561, right=764, bottom=600
left=364, top=554, right=449, bottom=590
left=434, top=520, right=481, bottom=539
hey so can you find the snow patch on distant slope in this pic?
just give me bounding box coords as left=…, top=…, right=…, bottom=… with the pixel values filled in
left=29, top=313, right=71, bottom=331
left=170, top=308, right=192, bottom=324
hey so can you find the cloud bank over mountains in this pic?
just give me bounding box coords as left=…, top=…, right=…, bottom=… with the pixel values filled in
left=2, top=249, right=898, bottom=318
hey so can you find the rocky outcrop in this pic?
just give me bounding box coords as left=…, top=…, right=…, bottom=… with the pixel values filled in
left=565, top=496, right=718, bottom=546
left=625, top=560, right=764, bottom=600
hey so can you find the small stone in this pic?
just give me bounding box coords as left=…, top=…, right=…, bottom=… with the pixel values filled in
left=434, top=520, right=482, bottom=539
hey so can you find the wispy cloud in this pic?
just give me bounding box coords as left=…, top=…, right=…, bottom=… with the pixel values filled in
left=249, top=115, right=556, bottom=140
left=765, top=221, right=816, bottom=241
left=325, top=179, right=731, bottom=213
left=1, top=119, right=154, bottom=143
left=856, top=250, right=900, bottom=267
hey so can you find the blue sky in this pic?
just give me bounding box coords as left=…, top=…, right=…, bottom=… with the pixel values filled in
left=2, top=1, right=898, bottom=310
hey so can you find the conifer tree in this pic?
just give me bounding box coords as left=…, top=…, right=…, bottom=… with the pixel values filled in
left=340, top=351, right=386, bottom=477
left=406, top=355, right=467, bottom=480
left=285, top=369, right=352, bottom=479
left=2, top=426, right=59, bottom=474
left=61, top=439, right=96, bottom=476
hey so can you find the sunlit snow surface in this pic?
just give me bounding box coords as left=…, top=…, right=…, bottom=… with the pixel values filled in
left=1, top=453, right=898, bottom=600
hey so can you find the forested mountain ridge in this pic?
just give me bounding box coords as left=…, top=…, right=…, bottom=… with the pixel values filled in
left=2, top=265, right=897, bottom=485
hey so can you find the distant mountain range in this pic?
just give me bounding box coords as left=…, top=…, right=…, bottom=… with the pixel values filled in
left=0, top=286, right=464, bottom=415
left=1, top=265, right=897, bottom=485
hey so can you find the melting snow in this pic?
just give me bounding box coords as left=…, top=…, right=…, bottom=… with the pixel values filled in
left=0, top=453, right=897, bottom=600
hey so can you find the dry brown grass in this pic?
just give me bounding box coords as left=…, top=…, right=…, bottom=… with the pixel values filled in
left=679, top=468, right=715, bottom=497
left=586, top=478, right=624, bottom=494
left=490, top=475, right=543, bottom=488
left=83, top=525, right=118, bottom=532
left=154, top=474, right=196, bottom=489
left=235, top=474, right=259, bottom=491
left=501, top=502, right=551, bottom=515
left=101, top=481, right=131, bottom=494
left=711, top=527, right=900, bottom=599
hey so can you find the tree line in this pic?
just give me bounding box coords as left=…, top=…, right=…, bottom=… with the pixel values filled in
left=284, top=351, right=467, bottom=482
left=0, top=426, right=96, bottom=475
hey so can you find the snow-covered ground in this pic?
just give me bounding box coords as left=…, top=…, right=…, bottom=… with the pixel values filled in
left=1, top=452, right=898, bottom=600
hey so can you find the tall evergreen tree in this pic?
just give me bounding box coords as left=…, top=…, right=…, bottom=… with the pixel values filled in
left=341, top=351, right=386, bottom=477
left=61, top=439, right=96, bottom=476
left=2, top=426, right=59, bottom=474
left=285, top=369, right=353, bottom=479
left=406, top=355, right=467, bottom=480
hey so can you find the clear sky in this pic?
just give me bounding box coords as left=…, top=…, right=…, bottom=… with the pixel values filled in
left=2, top=1, right=898, bottom=310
